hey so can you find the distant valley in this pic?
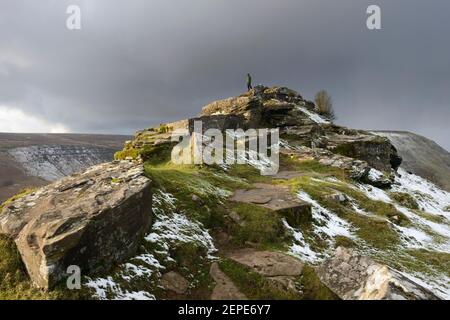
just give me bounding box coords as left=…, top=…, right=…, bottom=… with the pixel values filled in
left=0, top=133, right=131, bottom=202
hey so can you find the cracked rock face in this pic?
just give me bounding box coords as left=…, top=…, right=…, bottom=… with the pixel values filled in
left=0, top=160, right=152, bottom=289
left=317, top=247, right=441, bottom=300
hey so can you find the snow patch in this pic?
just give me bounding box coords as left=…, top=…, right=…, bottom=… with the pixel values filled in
left=283, top=219, right=319, bottom=263
left=85, top=190, right=217, bottom=300
left=297, top=191, right=354, bottom=239
left=296, top=106, right=330, bottom=124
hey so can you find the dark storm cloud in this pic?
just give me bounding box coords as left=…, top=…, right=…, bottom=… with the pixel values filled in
left=0, top=0, right=449, bottom=149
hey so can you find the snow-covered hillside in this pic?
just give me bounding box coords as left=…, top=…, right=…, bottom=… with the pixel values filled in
left=8, top=145, right=116, bottom=181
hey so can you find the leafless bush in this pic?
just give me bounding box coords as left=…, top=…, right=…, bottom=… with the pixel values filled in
left=314, top=90, right=336, bottom=120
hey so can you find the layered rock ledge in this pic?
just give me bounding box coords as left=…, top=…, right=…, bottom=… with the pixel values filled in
left=0, top=160, right=152, bottom=289
left=317, top=247, right=441, bottom=300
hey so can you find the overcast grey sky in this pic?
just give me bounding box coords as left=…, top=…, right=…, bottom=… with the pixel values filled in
left=0, top=0, right=449, bottom=150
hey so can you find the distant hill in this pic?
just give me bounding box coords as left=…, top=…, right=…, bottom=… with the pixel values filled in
left=375, top=131, right=450, bottom=192
left=0, top=133, right=131, bottom=202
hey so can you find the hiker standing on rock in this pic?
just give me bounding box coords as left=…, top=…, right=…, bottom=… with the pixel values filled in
left=246, top=73, right=252, bottom=91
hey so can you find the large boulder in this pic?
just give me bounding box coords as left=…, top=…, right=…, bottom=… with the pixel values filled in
left=0, top=160, right=152, bottom=289
left=327, top=133, right=401, bottom=172
left=230, top=183, right=312, bottom=227
left=227, top=249, right=304, bottom=293
left=317, top=247, right=441, bottom=300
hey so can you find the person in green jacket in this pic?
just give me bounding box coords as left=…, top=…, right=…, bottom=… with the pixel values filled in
left=246, top=73, right=252, bottom=91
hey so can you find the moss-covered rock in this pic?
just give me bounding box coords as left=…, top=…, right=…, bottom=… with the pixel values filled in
left=226, top=203, right=286, bottom=248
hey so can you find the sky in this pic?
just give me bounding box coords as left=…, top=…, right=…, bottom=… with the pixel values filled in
left=0, top=0, right=449, bottom=150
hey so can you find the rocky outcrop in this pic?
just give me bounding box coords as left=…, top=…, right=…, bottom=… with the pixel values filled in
left=281, top=144, right=394, bottom=188
left=200, top=85, right=317, bottom=129
left=227, top=249, right=304, bottom=293
left=122, top=85, right=401, bottom=175
left=282, top=124, right=401, bottom=173
left=0, top=160, right=152, bottom=289
left=327, top=133, right=401, bottom=172
left=161, top=271, right=190, bottom=295
left=230, top=183, right=312, bottom=226
left=317, top=247, right=441, bottom=300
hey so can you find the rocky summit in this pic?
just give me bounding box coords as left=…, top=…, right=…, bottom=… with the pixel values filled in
left=0, top=160, right=152, bottom=289
left=1, top=86, right=449, bottom=300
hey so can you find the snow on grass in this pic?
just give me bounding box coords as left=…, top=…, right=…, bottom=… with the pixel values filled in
left=349, top=200, right=370, bottom=216
left=356, top=172, right=450, bottom=251
left=85, top=277, right=155, bottom=300
left=368, top=168, right=384, bottom=181
left=394, top=225, right=433, bottom=246
left=297, top=191, right=354, bottom=239
left=393, top=168, right=450, bottom=217
left=282, top=219, right=320, bottom=263
left=296, top=106, right=330, bottom=124
left=146, top=212, right=217, bottom=259
left=284, top=191, right=355, bottom=263
left=357, top=184, right=392, bottom=202
left=85, top=190, right=217, bottom=300
left=398, top=270, right=450, bottom=300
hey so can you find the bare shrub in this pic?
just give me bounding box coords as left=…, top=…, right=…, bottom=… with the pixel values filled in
left=314, top=90, right=336, bottom=120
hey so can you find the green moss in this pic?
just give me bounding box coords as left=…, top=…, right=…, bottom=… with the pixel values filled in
left=0, top=188, right=36, bottom=212
left=406, top=249, right=450, bottom=277
left=390, top=192, right=419, bottom=210
left=379, top=249, right=450, bottom=279
left=357, top=198, right=410, bottom=226
left=321, top=198, right=401, bottom=250
left=333, top=137, right=387, bottom=158
left=280, top=175, right=410, bottom=226
left=413, top=210, right=447, bottom=224
left=172, top=242, right=208, bottom=268
left=165, top=242, right=214, bottom=300
left=227, top=164, right=272, bottom=183
left=158, top=124, right=172, bottom=134
left=114, top=147, right=140, bottom=160
left=334, top=236, right=356, bottom=248
left=280, top=157, right=348, bottom=181
left=0, top=234, right=88, bottom=300
left=347, top=214, right=400, bottom=250
left=145, top=164, right=248, bottom=228
left=0, top=234, right=47, bottom=299
left=227, top=203, right=286, bottom=248
left=140, top=143, right=175, bottom=165
left=219, top=259, right=338, bottom=300
left=218, top=258, right=299, bottom=300
left=333, top=143, right=354, bottom=157
left=297, top=265, right=339, bottom=300
left=275, top=173, right=408, bottom=250
left=111, top=177, right=121, bottom=184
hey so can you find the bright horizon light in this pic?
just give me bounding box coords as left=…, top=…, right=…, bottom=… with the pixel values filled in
left=0, top=105, right=70, bottom=133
